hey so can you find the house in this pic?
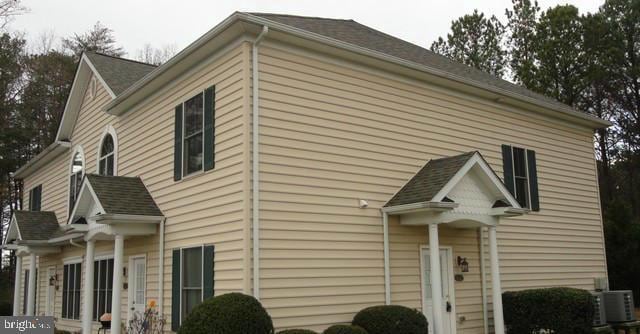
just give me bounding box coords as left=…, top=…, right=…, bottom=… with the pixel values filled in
left=3, top=12, right=610, bottom=334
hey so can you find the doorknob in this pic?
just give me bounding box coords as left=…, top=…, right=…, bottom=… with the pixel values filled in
left=446, top=301, right=452, bottom=312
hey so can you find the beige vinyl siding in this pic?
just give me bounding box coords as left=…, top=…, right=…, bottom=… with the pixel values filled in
left=20, top=41, right=251, bottom=332
left=256, top=42, right=606, bottom=332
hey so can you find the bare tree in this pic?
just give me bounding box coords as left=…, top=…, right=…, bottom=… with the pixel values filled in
left=135, top=43, right=177, bottom=65
left=0, top=0, right=27, bottom=31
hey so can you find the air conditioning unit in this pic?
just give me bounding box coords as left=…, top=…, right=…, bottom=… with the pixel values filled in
left=592, top=292, right=607, bottom=326
left=603, top=290, right=636, bottom=323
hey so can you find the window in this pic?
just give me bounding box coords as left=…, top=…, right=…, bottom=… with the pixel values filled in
left=69, top=149, right=84, bottom=213
left=501, top=145, right=540, bottom=211
left=62, top=262, right=81, bottom=319
left=183, top=93, right=204, bottom=175
left=181, top=247, right=202, bottom=322
left=174, top=86, right=216, bottom=181
left=98, top=134, right=115, bottom=176
left=171, top=245, right=214, bottom=330
left=29, top=185, right=42, bottom=211
left=93, top=258, right=114, bottom=320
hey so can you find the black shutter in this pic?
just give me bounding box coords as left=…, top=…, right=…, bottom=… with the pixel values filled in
left=527, top=150, right=540, bottom=211
left=203, top=86, right=216, bottom=171
left=501, top=145, right=515, bottom=195
left=171, top=249, right=181, bottom=331
left=33, top=185, right=41, bottom=211
left=174, top=105, right=183, bottom=181
left=203, top=245, right=215, bottom=300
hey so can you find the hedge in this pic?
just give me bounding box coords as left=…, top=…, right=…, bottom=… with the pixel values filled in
left=503, top=287, right=594, bottom=334
left=276, top=330, right=318, bottom=334
left=323, top=324, right=368, bottom=334
left=178, top=293, right=273, bottom=334
left=352, top=305, right=428, bottom=334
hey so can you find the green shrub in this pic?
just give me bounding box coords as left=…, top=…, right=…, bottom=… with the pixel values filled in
left=503, top=287, right=594, bottom=334
left=276, top=330, right=318, bottom=334
left=323, top=324, right=368, bottom=334
left=352, top=305, right=428, bottom=334
left=177, top=293, right=273, bottom=334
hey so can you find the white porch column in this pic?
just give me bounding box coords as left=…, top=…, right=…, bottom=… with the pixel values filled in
left=429, top=223, right=444, bottom=334
left=26, top=253, right=37, bottom=316
left=13, top=255, right=23, bottom=315
left=488, top=225, right=505, bottom=334
left=111, top=235, right=124, bottom=334
left=82, top=240, right=96, bottom=334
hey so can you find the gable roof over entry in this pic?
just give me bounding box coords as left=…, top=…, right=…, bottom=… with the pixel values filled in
left=384, top=151, right=523, bottom=216
left=5, top=211, right=61, bottom=243
left=69, top=174, right=163, bottom=224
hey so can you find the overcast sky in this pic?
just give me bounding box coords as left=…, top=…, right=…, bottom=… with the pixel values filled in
left=12, top=0, right=602, bottom=57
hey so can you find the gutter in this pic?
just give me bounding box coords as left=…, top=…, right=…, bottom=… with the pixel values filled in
left=14, top=141, right=71, bottom=179
left=252, top=25, right=269, bottom=300
left=382, top=211, right=390, bottom=305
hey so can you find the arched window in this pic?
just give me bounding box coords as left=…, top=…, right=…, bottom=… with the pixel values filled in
left=99, top=134, right=114, bottom=175
left=69, top=148, right=84, bottom=212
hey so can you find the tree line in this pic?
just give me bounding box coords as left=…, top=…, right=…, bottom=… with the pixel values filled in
left=433, top=0, right=639, bottom=303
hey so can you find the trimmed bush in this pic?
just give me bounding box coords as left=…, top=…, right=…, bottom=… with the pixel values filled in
left=177, top=293, right=273, bottom=334
left=277, top=330, right=318, bottom=334
left=503, top=287, right=594, bottom=334
left=352, top=305, right=428, bottom=334
left=323, top=324, right=368, bottom=334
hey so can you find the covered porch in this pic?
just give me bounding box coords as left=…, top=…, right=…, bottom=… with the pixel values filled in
left=4, top=174, right=163, bottom=334
left=380, top=152, right=526, bottom=334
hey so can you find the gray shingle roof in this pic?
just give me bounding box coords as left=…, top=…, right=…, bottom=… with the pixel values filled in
left=248, top=13, right=574, bottom=113
left=385, top=152, right=476, bottom=207
left=13, top=211, right=62, bottom=241
left=84, top=52, right=156, bottom=96
left=86, top=174, right=163, bottom=216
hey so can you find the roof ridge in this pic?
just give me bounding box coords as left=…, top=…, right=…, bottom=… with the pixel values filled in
left=245, top=12, right=353, bottom=22
left=86, top=51, right=157, bottom=68
left=86, top=173, right=141, bottom=179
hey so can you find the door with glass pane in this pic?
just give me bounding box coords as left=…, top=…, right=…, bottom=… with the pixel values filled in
left=421, top=247, right=456, bottom=334
left=131, top=257, right=146, bottom=314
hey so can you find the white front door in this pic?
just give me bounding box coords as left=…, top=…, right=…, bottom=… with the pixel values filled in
left=45, top=267, right=55, bottom=316
left=421, top=247, right=456, bottom=334
left=130, top=257, right=146, bottom=314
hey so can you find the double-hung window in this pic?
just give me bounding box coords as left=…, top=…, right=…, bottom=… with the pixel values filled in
left=29, top=185, right=42, bottom=211
left=174, top=86, right=216, bottom=181
left=501, top=145, right=540, bottom=211
left=171, top=245, right=214, bottom=331
left=62, top=262, right=81, bottom=320
left=93, top=258, right=114, bottom=320
left=183, top=94, right=204, bottom=175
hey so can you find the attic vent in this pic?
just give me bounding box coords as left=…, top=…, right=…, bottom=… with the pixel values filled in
left=88, top=77, right=97, bottom=100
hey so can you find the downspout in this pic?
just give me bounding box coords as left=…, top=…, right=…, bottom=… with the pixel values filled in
left=158, top=218, right=166, bottom=316
left=479, top=227, right=489, bottom=334
left=252, top=25, right=269, bottom=300
left=382, top=211, right=390, bottom=305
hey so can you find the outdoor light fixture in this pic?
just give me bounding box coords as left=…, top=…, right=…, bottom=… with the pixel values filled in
left=49, top=274, right=59, bottom=290
left=457, top=256, right=469, bottom=273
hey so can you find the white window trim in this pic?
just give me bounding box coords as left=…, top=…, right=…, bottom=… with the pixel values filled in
left=179, top=245, right=205, bottom=324
left=180, top=91, right=206, bottom=179
left=67, top=145, right=85, bottom=220
left=96, top=125, right=118, bottom=176
left=127, top=254, right=147, bottom=323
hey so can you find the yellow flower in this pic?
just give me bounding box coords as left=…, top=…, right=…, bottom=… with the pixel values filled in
left=148, top=300, right=156, bottom=308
